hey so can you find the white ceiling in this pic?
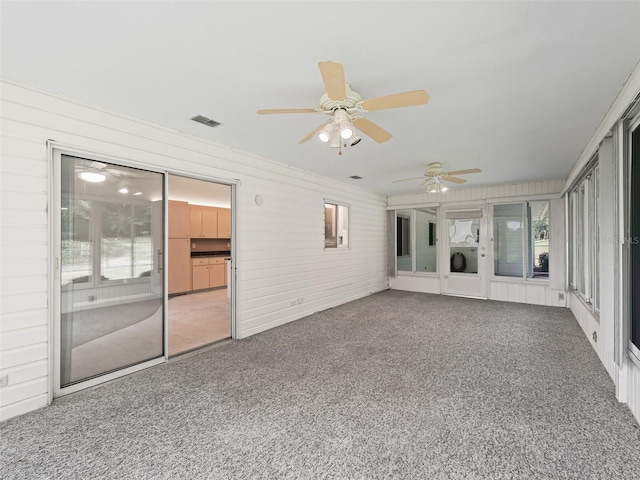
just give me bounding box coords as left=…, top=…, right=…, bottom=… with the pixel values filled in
left=2, top=1, right=640, bottom=196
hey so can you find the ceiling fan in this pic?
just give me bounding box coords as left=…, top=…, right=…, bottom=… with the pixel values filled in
left=393, top=162, right=482, bottom=192
left=257, top=61, right=429, bottom=148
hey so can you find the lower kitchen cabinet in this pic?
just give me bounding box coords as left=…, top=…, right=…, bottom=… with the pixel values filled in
left=168, top=238, right=191, bottom=294
left=192, top=257, right=226, bottom=290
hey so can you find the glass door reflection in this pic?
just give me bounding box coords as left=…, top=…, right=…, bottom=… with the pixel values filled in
left=59, top=155, right=164, bottom=387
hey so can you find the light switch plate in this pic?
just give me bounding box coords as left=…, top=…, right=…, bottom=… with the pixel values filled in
left=0, top=375, right=8, bottom=387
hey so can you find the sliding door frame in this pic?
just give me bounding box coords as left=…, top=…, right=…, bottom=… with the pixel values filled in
left=49, top=142, right=168, bottom=398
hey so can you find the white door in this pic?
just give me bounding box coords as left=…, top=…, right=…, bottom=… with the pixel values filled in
left=441, top=207, right=488, bottom=298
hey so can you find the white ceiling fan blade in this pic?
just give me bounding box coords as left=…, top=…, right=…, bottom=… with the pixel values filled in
left=446, top=168, right=481, bottom=176
left=318, top=61, right=346, bottom=101
left=442, top=176, right=467, bottom=184
left=257, top=108, right=317, bottom=115
left=352, top=117, right=392, bottom=143
left=360, top=90, right=429, bottom=111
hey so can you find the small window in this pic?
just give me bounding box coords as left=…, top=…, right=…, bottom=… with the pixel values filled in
left=324, top=201, right=349, bottom=248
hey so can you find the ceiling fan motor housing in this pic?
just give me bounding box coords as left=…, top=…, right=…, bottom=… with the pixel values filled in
left=318, top=83, right=363, bottom=114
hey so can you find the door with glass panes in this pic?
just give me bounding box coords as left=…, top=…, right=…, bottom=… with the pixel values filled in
left=55, top=153, right=165, bottom=394
left=441, top=207, right=488, bottom=298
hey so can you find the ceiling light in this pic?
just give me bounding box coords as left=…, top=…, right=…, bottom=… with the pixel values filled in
left=426, top=178, right=448, bottom=193
left=133, top=191, right=143, bottom=196
left=79, top=171, right=106, bottom=183
left=340, top=124, right=353, bottom=139
left=118, top=180, right=131, bottom=194
left=318, top=123, right=334, bottom=143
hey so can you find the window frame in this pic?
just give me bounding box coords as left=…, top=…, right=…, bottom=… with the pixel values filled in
left=626, top=111, right=640, bottom=364
left=393, top=206, right=439, bottom=275
left=324, top=199, right=350, bottom=249
left=491, top=200, right=551, bottom=282
left=396, top=214, right=411, bottom=257
left=566, top=155, right=600, bottom=315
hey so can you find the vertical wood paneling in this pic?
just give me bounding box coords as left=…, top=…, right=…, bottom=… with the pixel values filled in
left=0, top=79, right=389, bottom=420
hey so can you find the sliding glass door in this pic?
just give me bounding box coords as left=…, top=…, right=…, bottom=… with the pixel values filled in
left=56, top=154, right=165, bottom=392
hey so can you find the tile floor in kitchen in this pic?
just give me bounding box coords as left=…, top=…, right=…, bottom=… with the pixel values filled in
left=168, top=288, right=231, bottom=356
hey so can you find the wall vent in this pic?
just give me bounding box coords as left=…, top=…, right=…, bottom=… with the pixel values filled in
left=350, top=175, right=362, bottom=180
left=191, top=115, right=221, bottom=128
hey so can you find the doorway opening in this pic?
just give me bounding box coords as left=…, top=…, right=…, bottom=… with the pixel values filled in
left=167, top=175, right=233, bottom=356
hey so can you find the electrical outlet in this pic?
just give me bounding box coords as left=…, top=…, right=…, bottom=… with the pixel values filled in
left=290, top=300, right=297, bottom=307
left=558, top=292, right=565, bottom=301
left=297, top=297, right=304, bottom=305
left=0, top=375, right=8, bottom=387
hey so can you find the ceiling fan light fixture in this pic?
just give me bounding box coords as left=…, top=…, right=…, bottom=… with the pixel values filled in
left=118, top=180, right=131, bottom=194
left=340, top=123, right=354, bottom=139
left=79, top=171, right=106, bottom=183
left=426, top=178, right=448, bottom=193
left=318, top=123, right=334, bottom=143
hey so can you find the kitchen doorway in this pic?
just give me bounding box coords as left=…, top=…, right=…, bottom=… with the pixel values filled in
left=167, top=175, right=233, bottom=356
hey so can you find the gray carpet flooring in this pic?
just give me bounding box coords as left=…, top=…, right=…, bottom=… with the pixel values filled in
left=2, top=290, right=640, bottom=479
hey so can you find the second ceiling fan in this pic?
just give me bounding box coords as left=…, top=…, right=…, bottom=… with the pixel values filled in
left=257, top=61, right=429, bottom=146
left=393, top=162, right=482, bottom=193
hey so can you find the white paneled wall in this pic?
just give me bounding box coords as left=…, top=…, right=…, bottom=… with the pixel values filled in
left=388, top=180, right=565, bottom=307
left=389, top=274, right=440, bottom=294
left=0, top=80, right=388, bottom=420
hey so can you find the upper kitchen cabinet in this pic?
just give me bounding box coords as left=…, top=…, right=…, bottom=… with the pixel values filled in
left=189, top=205, right=218, bottom=238
left=169, top=200, right=189, bottom=238
left=216, top=208, right=231, bottom=238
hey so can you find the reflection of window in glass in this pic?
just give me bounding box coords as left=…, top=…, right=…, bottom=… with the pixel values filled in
left=324, top=201, right=349, bottom=248
left=61, top=198, right=94, bottom=286
left=101, top=203, right=153, bottom=281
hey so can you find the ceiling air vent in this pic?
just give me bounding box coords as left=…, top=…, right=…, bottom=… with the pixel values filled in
left=191, top=115, right=221, bottom=128
left=350, top=175, right=362, bottom=180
